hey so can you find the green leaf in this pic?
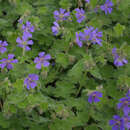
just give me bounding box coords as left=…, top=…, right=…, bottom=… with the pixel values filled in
left=85, top=124, right=99, bottom=130
left=0, top=113, right=10, bottom=128
left=56, top=53, right=69, bottom=68
left=67, top=59, right=84, bottom=82
left=15, top=2, right=33, bottom=15
left=90, top=0, right=97, bottom=8
left=53, top=81, right=75, bottom=98
left=114, top=23, right=125, bottom=37
left=59, top=0, right=71, bottom=9
left=90, top=67, right=102, bottom=79
left=38, top=7, right=48, bottom=14
left=0, top=18, right=9, bottom=28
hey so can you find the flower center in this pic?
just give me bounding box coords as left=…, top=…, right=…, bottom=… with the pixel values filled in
left=60, top=14, right=64, bottom=19
left=25, top=26, right=30, bottom=32
left=23, top=42, right=27, bottom=45
left=123, top=100, right=128, bottom=105
left=5, top=59, right=12, bottom=63
left=105, top=4, right=108, bottom=8
left=116, top=120, right=121, bottom=125
left=85, top=35, right=90, bottom=40
left=124, top=117, right=128, bottom=123
left=93, top=94, right=97, bottom=97
left=92, top=94, right=97, bottom=101
left=79, top=13, right=83, bottom=18
left=39, top=57, right=44, bottom=62
left=28, top=78, right=33, bottom=83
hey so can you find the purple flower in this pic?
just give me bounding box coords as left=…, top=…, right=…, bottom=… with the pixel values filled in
left=85, top=0, right=90, bottom=3
left=34, top=52, right=51, bottom=69
left=79, top=27, right=93, bottom=41
left=112, top=48, right=128, bottom=67
left=52, top=62, right=55, bottom=66
left=76, top=26, right=102, bottom=47
left=112, top=47, right=117, bottom=55
left=18, top=19, right=23, bottom=24
left=88, top=91, right=102, bottom=103
left=24, top=74, right=39, bottom=90
left=52, top=22, right=60, bottom=35
left=75, top=8, right=85, bottom=23
left=91, top=28, right=102, bottom=46
left=117, top=97, right=130, bottom=116
left=16, top=34, right=33, bottom=51
left=76, top=32, right=83, bottom=47
left=109, top=115, right=125, bottom=130
left=0, top=54, right=18, bottom=70
left=94, top=7, right=98, bottom=13
left=122, top=115, right=130, bottom=130
left=22, top=21, right=35, bottom=38
left=53, top=8, right=70, bottom=22
left=0, top=40, right=8, bottom=54
left=100, top=0, right=113, bottom=14
left=114, top=57, right=128, bottom=67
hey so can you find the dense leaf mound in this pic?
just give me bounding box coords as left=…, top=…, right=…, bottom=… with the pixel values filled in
left=0, top=0, right=129, bottom=130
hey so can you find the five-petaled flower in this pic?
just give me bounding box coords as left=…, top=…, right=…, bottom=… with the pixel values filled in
left=22, top=21, right=35, bottom=38
left=78, top=27, right=92, bottom=42
left=75, top=8, right=85, bottom=23
left=0, top=54, right=18, bottom=70
left=53, top=8, right=70, bottom=22
left=24, top=74, right=39, bottom=90
left=76, top=26, right=102, bottom=47
left=0, top=40, right=8, bottom=54
left=100, top=0, right=113, bottom=14
left=117, top=96, right=130, bottom=116
left=52, top=22, right=60, bottom=35
left=34, top=52, right=51, bottom=69
left=16, top=34, right=33, bottom=51
left=109, top=115, right=125, bottom=130
left=91, top=28, right=102, bottom=46
left=88, top=91, right=102, bottom=103
left=112, top=48, right=128, bottom=67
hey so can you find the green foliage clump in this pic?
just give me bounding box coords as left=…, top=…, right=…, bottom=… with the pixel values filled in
left=0, top=0, right=129, bottom=130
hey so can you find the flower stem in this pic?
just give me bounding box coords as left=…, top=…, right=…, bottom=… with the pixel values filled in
left=23, top=46, right=25, bottom=56
left=76, top=85, right=82, bottom=97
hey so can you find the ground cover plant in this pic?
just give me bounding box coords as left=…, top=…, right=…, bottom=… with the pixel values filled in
left=0, top=0, right=129, bottom=130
